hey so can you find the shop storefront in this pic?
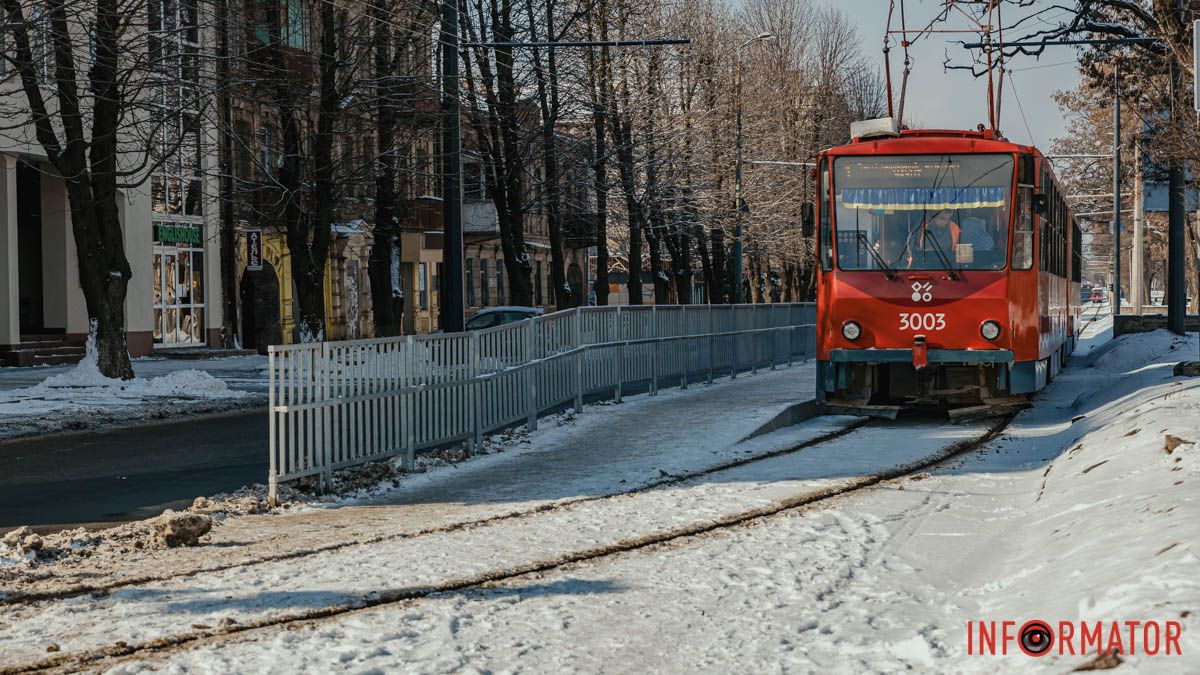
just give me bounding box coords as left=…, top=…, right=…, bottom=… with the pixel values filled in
left=152, top=222, right=206, bottom=346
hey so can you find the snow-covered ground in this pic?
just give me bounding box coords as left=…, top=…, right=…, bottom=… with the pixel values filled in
left=0, top=344, right=266, bottom=439
left=3, top=318, right=1199, bottom=673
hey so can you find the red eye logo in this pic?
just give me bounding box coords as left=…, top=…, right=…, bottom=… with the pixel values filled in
left=1019, top=620, right=1054, bottom=657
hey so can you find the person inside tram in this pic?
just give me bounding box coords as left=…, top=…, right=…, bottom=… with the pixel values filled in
left=958, top=216, right=992, bottom=247
left=907, top=208, right=960, bottom=267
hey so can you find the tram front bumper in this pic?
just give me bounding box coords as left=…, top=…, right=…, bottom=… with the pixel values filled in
left=818, top=349, right=1018, bottom=401
left=827, top=348, right=1014, bottom=364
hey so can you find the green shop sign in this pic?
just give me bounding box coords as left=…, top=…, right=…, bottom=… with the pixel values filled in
left=155, top=224, right=202, bottom=245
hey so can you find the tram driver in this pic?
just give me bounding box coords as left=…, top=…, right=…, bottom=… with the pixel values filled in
left=906, top=208, right=960, bottom=267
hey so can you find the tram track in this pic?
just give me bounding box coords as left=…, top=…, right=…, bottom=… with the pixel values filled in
left=1, top=418, right=869, bottom=608
left=4, top=414, right=1013, bottom=674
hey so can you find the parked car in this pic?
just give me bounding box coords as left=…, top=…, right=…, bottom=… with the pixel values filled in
left=465, top=306, right=545, bottom=331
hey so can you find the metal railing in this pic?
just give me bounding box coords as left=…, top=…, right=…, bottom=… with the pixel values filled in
left=267, top=303, right=815, bottom=501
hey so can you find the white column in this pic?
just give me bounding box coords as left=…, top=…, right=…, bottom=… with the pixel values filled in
left=1132, top=143, right=1145, bottom=313
left=0, top=155, right=18, bottom=345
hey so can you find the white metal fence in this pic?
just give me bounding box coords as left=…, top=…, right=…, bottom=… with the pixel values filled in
left=267, top=303, right=815, bottom=501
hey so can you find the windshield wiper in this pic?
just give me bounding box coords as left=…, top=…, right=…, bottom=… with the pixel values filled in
left=921, top=230, right=961, bottom=280
left=856, top=231, right=898, bottom=280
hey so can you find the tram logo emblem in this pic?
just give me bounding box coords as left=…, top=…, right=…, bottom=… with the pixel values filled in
left=911, top=282, right=934, bottom=303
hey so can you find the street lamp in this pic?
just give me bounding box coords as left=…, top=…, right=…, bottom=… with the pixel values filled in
left=733, top=32, right=773, bottom=304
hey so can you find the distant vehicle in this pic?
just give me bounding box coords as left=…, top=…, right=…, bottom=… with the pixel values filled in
left=1091, top=290, right=1104, bottom=303
left=465, top=306, right=545, bottom=331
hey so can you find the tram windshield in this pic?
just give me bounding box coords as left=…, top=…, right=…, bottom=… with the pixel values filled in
left=832, top=154, right=1014, bottom=272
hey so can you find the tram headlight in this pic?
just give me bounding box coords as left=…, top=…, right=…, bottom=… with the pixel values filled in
left=842, top=320, right=862, bottom=341
left=980, top=320, right=1002, bottom=341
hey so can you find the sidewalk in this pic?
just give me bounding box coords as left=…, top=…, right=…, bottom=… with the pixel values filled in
left=373, top=364, right=819, bottom=509
left=4, top=363, right=825, bottom=596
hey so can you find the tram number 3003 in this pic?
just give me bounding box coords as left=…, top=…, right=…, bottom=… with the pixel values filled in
left=899, top=312, right=946, bottom=331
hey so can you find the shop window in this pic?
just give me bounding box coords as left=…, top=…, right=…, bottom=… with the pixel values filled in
left=153, top=223, right=206, bottom=346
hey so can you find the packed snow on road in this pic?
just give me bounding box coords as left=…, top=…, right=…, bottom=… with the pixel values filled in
left=1, top=317, right=1197, bottom=673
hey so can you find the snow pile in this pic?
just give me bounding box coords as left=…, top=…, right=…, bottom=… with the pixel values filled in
left=0, top=338, right=255, bottom=440
left=33, top=346, right=248, bottom=400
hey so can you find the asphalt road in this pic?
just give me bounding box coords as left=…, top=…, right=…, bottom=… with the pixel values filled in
left=0, top=409, right=267, bottom=530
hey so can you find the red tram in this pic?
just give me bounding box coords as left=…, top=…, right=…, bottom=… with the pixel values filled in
left=810, top=120, right=1082, bottom=415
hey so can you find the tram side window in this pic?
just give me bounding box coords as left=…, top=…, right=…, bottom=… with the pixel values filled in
left=1013, top=186, right=1034, bottom=270
left=819, top=162, right=832, bottom=271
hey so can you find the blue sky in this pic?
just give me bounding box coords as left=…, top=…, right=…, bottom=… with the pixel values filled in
left=738, top=0, right=1082, bottom=150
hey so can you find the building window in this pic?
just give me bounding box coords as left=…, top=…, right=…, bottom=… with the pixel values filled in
left=480, top=258, right=489, bottom=306
left=29, top=9, right=54, bottom=86
left=149, top=0, right=203, bottom=218
left=153, top=223, right=206, bottom=346
left=255, top=0, right=307, bottom=49
left=418, top=262, right=428, bottom=310
left=234, top=120, right=253, bottom=181
left=463, top=160, right=486, bottom=201
left=466, top=258, right=475, bottom=306
left=258, top=127, right=282, bottom=180
left=496, top=265, right=505, bottom=305
left=535, top=260, right=543, bottom=306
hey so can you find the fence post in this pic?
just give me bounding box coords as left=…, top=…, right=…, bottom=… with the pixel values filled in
left=749, top=306, right=758, bottom=376
left=403, top=335, right=415, bottom=472
left=268, top=349, right=278, bottom=507
left=526, top=319, right=538, bottom=431
left=321, top=342, right=333, bottom=491
left=679, top=307, right=688, bottom=390
left=614, top=305, right=623, bottom=402
left=724, top=303, right=734, bottom=379
left=574, top=309, right=584, bottom=412
left=650, top=305, right=658, bottom=395
left=706, top=304, right=714, bottom=384
left=469, top=331, right=481, bottom=454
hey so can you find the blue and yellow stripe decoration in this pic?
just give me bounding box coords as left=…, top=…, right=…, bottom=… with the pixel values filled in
left=838, top=186, right=1007, bottom=211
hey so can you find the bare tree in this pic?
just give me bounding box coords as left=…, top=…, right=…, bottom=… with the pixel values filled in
left=0, top=0, right=204, bottom=377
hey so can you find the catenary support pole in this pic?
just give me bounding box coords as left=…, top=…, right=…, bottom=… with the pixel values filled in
left=1113, top=82, right=1121, bottom=313
left=1132, top=140, right=1145, bottom=313
left=439, top=0, right=465, bottom=333
left=1168, top=55, right=1187, bottom=335
left=733, top=54, right=745, bottom=304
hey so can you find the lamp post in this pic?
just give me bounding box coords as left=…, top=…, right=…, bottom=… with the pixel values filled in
left=733, top=32, right=773, bottom=304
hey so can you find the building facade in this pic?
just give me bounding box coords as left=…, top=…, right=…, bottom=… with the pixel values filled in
left=1, top=0, right=224, bottom=365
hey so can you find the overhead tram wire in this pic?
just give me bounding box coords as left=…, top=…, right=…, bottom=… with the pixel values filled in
left=1005, top=69, right=1036, bottom=146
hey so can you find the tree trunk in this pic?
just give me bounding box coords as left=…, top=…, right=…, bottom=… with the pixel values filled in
left=695, top=225, right=714, bottom=304
left=369, top=6, right=404, bottom=336
left=645, top=225, right=670, bottom=305
left=709, top=228, right=728, bottom=304
left=586, top=6, right=611, bottom=305
left=2, top=0, right=135, bottom=378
